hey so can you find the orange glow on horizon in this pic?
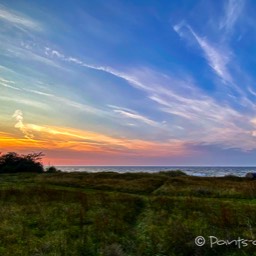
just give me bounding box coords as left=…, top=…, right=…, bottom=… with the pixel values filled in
left=0, top=123, right=191, bottom=164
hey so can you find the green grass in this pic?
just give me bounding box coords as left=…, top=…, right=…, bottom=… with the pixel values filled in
left=1, top=171, right=256, bottom=255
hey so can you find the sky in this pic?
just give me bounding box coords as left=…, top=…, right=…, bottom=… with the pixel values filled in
left=1, top=0, right=256, bottom=165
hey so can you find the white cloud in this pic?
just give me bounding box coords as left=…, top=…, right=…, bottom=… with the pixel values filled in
left=45, top=48, right=64, bottom=58
left=0, top=77, right=20, bottom=90
left=173, top=23, right=233, bottom=84
left=105, top=67, right=256, bottom=150
left=219, top=0, right=244, bottom=32
left=43, top=47, right=150, bottom=91
left=12, top=109, right=34, bottom=139
left=24, top=88, right=113, bottom=117
left=0, top=42, right=64, bottom=69
left=0, top=82, right=21, bottom=90
left=173, top=22, right=252, bottom=105
left=188, top=27, right=232, bottom=84
left=0, top=95, right=48, bottom=109
left=67, top=57, right=83, bottom=65
left=0, top=5, right=41, bottom=30
left=248, top=86, right=256, bottom=97
left=111, top=107, right=158, bottom=127
left=0, top=77, right=15, bottom=84
left=40, top=46, right=256, bottom=150
left=23, top=89, right=54, bottom=97
left=173, top=21, right=186, bottom=37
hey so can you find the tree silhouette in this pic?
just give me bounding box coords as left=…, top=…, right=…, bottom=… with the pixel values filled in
left=0, top=152, right=44, bottom=173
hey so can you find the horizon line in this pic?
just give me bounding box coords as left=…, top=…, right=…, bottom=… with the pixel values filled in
left=49, top=165, right=256, bottom=167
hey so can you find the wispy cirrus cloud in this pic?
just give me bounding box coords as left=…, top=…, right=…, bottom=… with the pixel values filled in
left=0, top=94, right=49, bottom=110
left=25, top=88, right=111, bottom=117
left=0, top=4, right=42, bottom=30
left=0, top=77, right=21, bottom=90
left=0, top=67, right=147, bottom=129
left=39, top=46, right=256, bottom=151
left=4, top=45, right=63, bottom=69
left=109, top=105, right=159, bottom=127
left=24, top=88, right=54, bottom=97
left=219, top=0, right=244, bottom=32
left=45, top=48, right=64, bottom=58
left=173, top=18, right=256, bottom=113
left=44, top=47, right=154, bottom=93
left=174, top=24, right=233, bottom=84
left=0, top=77, right=15, bottom=84
left=104, top=67, right=256, bottom=151
left=189, top=27, right=232, bottom=84
left=248, top=87, right=256, bottom=97
left=25, top=87, right=164, bottom=130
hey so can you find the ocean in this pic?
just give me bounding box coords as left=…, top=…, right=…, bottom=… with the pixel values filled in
left=54, top=166, right=256, bottom=177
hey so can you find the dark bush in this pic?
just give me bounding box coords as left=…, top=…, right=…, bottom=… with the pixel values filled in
left=0, top=152, right=44, bottom=173
left=45, top=166, right=61, bottom=173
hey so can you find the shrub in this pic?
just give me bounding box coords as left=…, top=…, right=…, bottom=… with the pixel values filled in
left=45, top=166, right=61, bottom=173
left=0, top=152, right=44, bottom=173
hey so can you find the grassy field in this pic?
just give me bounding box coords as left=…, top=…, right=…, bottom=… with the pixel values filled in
left=1, top=171, right=256, bottom=255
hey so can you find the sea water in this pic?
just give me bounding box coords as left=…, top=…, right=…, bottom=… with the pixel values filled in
left=54, top=166, right=256, bottom=177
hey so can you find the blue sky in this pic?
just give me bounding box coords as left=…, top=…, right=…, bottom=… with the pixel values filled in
left=1, top=0, right=256, bottom=165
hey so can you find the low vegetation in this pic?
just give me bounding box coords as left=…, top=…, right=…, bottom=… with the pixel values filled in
left=1, top=152, right=256, bottom=255
left=0, top=170, right=256, bottom=255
